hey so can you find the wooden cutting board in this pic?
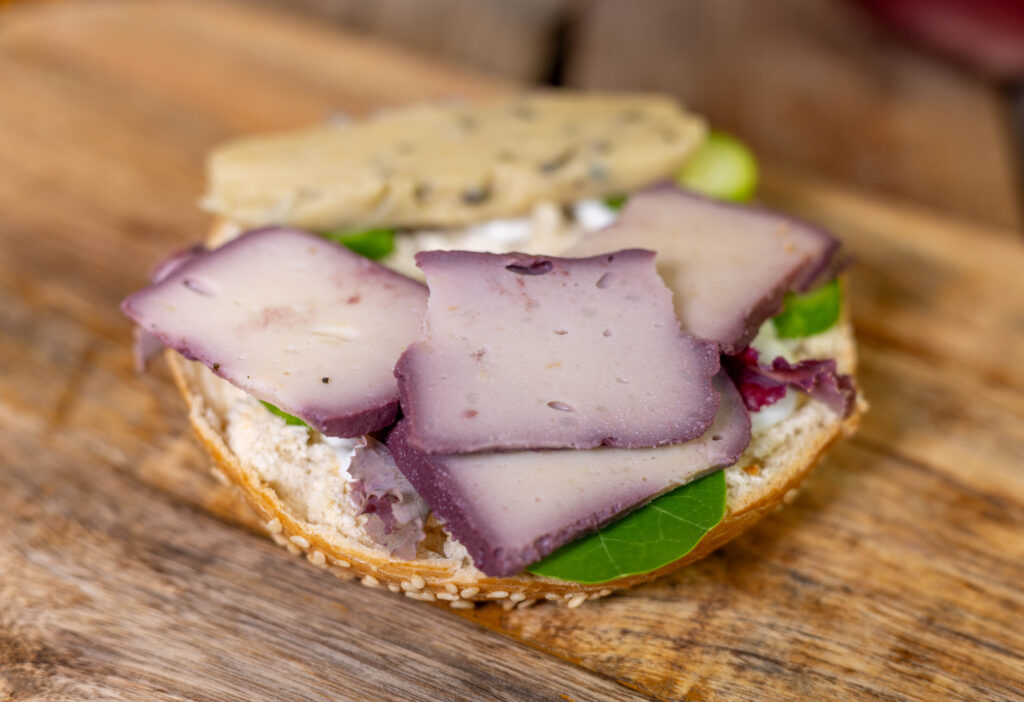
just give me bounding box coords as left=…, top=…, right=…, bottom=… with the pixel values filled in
left=1, top=1, right=1022, bottom=699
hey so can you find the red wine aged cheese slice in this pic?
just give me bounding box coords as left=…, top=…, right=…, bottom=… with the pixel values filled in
left=568, top=184, right=839, bottom=354
left=394, top=249, right=720, bottom=454
left=387, top=372, right=751, bottom=577
left=122, top=227, right=426, bottom=437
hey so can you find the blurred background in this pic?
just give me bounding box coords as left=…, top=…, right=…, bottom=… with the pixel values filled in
left=238, top=0, right=1024, bottom=233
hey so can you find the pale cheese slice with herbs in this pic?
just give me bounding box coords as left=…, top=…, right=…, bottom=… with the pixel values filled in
left=204, top=93, right=706, bottom=231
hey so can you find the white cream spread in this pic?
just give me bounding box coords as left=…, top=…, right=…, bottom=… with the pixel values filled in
left=749, top=388, right=797, bottom=433
left=572, top=199, right=620, bottom=231
left=385, top=202, right=590, bottom=279
left=322, top=435, right=358, bottom=480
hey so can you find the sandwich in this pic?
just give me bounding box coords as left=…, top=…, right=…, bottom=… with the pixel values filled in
left=123, top=93, right=865, bottom=609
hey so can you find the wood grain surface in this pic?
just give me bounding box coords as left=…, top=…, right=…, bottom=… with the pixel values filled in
left=1, top=1, right=1022, bottom=700
left=568, top=0, right=1024, bottom=232
left=250, top=0, right=565, bottom=81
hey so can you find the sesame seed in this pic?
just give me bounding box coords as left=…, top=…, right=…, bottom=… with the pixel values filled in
left=267, top=518, right=283, bottom=534
left=563, top=593, right=575, bottom=599
left=501, top=600, right=516, bottom=611
left=285, top=543, right=301, bottom=555
left=400, top=581, right=415, bottom=592
left=333, top=558, right=351, bottom=568
left=450, top=600, right=475, bottom=610
left=486, top=591, right=509, bottom=599
left=509, top=592, right=526, bottom=602
left=436, top=593, right=459, bottom=601
left=272, top=534, right=289, bottom=547
left=309, top=550, right=326, bottom=566
left=405, top=591, right=436, bottom=602
left=598, top=589, right=613, bottom=598
left=517, top=599, right=538, bottom=609
left=460, top=587, right=479, bottom=598
left=362, top=575, right=380, bottom=587
left=545, top=593, right=561, bottom=601
left=445, top=583, right=458, bottom=594
left=290, top=535, right=310, bottom=549
left=567, top=595, right=587, bottom=609
left=410, top=574, right=426, bottom=590
left=388, top=584, right=401, bottom=593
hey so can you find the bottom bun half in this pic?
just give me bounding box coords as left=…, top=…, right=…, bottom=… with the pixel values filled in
left=166, top=310, right=863, bottom=608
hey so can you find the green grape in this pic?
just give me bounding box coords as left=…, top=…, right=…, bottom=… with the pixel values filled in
left=675, top=130, right=758, bottom=203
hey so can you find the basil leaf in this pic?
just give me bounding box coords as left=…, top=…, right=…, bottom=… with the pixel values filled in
left=527, top=470, right=727, bottom=584
left=772, top=278, right=841, bottom=338
left=675, top=130, right=758, bottom=203
left=322, top=228, right=396, bottom=260
left=603, top=194, right=628, bottom=211
left=259, top=400, right=309, bottom=427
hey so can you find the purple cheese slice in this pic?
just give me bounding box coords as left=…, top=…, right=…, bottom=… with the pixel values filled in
left=568, top=184, right=840, bottom=354
left=133, top=243, right=206, bottom=373
left=387, top=372, right=751, bottom=577
left=122, top=227, right=427, bottom=437
left=395, top=249, right=720, bottom=454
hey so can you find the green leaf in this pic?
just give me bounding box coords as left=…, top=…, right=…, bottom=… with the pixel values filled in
left=675, top=130, right=758, bottom=203
left=259, top=400, right=309, bottom=427
left=527, top=470, right=727, bottom=584
left=322, top=228, right=396, bottom=260
left=603, top=194, right=628, bottom=211
left=772, top=278, right=841, bottom=338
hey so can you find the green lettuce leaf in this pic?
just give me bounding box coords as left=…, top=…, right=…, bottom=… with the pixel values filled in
left=259, top=400, right=308, bottom=427
left=772, top=278, right=841, bottom=338
left=322, top=228, right=396, bottom=260
left=603, top=194, right=628, bottom=211
left=527, top=469, right=727, bottom=584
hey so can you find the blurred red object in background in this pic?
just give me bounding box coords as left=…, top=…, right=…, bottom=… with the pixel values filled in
left=856, top=0, right=1024, bottom=80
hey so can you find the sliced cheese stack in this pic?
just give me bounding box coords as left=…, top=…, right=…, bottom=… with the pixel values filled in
left=388, top=373, right=750, bottom=576
left=387, top=247, right=737, bottom=576
left=122, top=227, right=426, bottom=437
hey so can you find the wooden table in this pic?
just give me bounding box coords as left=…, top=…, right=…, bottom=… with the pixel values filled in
left=1, top=2, right=1022, bottom=699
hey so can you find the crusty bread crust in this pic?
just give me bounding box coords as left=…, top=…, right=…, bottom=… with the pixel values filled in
left=166, top=313, right=863, bottom=609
